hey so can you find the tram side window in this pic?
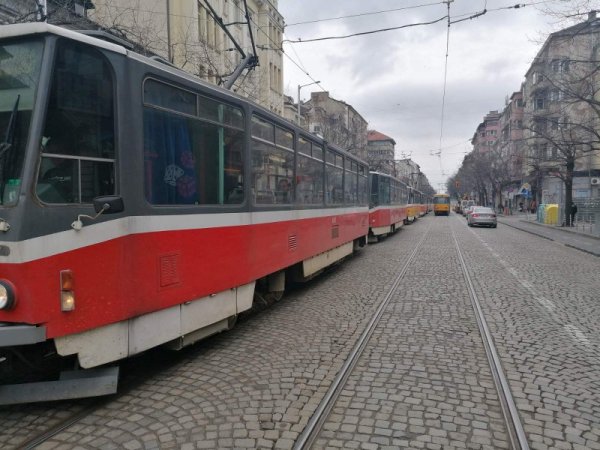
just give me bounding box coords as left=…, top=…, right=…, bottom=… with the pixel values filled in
left=143, top=82, right=245, bottom=205
left=251, top=116, right=294, bottom=205
left=394, top=182, right=399, bottom=204
left=379, top=177, right=390, bottom=205
left=360, top=168, right=369, bottom=206
left=326, top=150, right=343, bottom=205
left=344, top=160, right=357, bottom=204
left=296, top=137, right=323, bottom=206
left=370, top=174, right=378, bottom=207
left=37, top=41, right=115, bottom=203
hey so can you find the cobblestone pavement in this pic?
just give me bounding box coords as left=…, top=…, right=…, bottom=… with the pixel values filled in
left=456, top=214, right=600, bottom=450
left=2, top=213, right=599, bottom=450
left=313, top=217, right=510, bottom=449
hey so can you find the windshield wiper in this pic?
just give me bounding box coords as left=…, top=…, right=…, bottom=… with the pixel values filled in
left=0, top=95, right=20, bottom=158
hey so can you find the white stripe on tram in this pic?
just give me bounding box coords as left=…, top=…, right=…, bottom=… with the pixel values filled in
left=2, top=207, right=368, bottom=264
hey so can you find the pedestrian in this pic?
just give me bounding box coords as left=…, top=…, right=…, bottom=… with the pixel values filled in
left=570, top=202, right=577, bottom=226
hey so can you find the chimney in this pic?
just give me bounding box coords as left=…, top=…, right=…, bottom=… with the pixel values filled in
left=589, top=10, right=597, bottom=21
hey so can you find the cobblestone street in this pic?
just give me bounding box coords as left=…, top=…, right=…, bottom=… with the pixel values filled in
left=1, top=214, right=599, bottom=449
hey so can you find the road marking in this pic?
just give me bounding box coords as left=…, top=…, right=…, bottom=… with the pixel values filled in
left=462, top=220, right=595, bottom=351
left=534, top=295, right=555, bottom=312
left=564, top=324, right=592, bottom=348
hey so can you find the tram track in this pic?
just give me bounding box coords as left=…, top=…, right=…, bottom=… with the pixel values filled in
left=9, top=348, right=183, bottom=450
left=450, top=222, right=529, bottom=450
left=295, top=216, right=530, bottom=450
left=293, top=224, right=433, bottom=450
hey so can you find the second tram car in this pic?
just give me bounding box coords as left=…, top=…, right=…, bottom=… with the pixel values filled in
left=368, top=172, right=409, bottom=240
left=0, top=23, right=370, bottom=402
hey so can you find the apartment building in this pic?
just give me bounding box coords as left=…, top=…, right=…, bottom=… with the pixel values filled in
left=522, top=11, right=600, bottom=204
left=301, top=91, right=368, bottom=161
left=471, top=110, right=501, bottom=154
left=90, top=0, right=285, bottom=114
left=496, top=90, right=526, bottom=205
left=367, top=130, right=396, bottom=175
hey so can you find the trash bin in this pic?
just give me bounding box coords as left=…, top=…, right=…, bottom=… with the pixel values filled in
left=545, top=204, right=558, bottom=225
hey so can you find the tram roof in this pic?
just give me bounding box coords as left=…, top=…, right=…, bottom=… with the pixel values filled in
left=0, top=22, right=127, bottom=55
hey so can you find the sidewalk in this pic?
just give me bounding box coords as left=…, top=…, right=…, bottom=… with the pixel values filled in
left=497, top=212, right=600, bottom=257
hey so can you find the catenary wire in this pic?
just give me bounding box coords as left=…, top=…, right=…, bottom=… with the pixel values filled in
left=285, top=1, right=445, bottom=27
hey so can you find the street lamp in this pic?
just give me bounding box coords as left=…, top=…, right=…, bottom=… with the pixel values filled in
left=297, top=81, right=320, bottom=125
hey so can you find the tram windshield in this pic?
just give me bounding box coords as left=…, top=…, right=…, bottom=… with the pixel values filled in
left=433, top=196, right=450, bottom=204
left=0, top=38, right=43, bottom=206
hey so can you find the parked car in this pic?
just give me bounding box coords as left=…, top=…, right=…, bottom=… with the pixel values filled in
left=467, top=206, right=497, bottom=228
left=463, top=205, right=475, bottom=219
left=461, top=200, right=475, bottom=216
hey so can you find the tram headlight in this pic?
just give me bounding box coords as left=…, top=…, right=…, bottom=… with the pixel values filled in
left=0, top=280, right=16, bottom=310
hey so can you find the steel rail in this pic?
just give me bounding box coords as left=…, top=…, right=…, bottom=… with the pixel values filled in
left=294, top=223, right=432, bottom=450
left=19, top=400, right=104, bottom=450
left=14, top=350, right=180, bottom=449
left=451, top=222, right=530, bottom=450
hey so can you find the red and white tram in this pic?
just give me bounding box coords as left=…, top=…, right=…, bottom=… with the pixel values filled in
left=368, top=172, right=408, bottom=240
left=0, top=23, right=369, bottom=402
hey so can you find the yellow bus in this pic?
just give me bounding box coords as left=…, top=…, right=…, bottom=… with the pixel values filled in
left=433, top=193, right=451, bottom=216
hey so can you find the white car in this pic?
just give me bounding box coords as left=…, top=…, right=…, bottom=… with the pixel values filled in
left=468, top=206, right=497, bottom=228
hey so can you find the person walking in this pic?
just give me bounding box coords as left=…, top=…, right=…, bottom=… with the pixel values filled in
left=570, top=202, right=578, bottom=226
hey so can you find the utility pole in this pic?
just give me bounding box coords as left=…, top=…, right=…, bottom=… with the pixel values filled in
left=297, top=81, right=320, bottom=125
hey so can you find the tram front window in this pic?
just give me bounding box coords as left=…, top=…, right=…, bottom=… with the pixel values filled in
left=37, top=40, right=116, bottom=204
left=0, top=39, right=44, bottom=206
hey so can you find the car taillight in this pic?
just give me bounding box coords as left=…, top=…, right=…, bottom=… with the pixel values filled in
left=472, top=214, right=479, bottom=218
left=491, top=214, right=496, bottom=218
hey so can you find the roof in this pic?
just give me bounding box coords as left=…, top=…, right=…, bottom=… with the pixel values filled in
left=367, top=130, right=396, bottom=144
left=0, top=22, right=127, bottom=55
left=526, top=13, right=600, bottom=75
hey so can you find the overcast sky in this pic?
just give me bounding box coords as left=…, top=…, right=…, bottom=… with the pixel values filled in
left=277, top=0, right=586, bottom=192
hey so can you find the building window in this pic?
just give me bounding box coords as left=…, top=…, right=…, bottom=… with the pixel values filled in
left=534, top=97, right=545, bottom=110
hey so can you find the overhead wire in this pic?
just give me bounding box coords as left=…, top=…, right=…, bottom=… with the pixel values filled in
left=285, top=2, right=445, bottom=27
left=226, top=0, right=325, bottom=93
left=283, top=16, right=448, bottom=44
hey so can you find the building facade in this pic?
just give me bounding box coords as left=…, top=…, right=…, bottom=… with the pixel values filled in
left=366, top=130, right=395, bottom=175
left=471, top=110, right=501, bottom=155
left=1, top=1, right=284, bottom=113
left=496, top=90, right=526, bottom=208
left=522, top=10, right=600, bottom=207
left=89, top=0, right=285, bottom=114
left=301, top=91, right=368, bottom=161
